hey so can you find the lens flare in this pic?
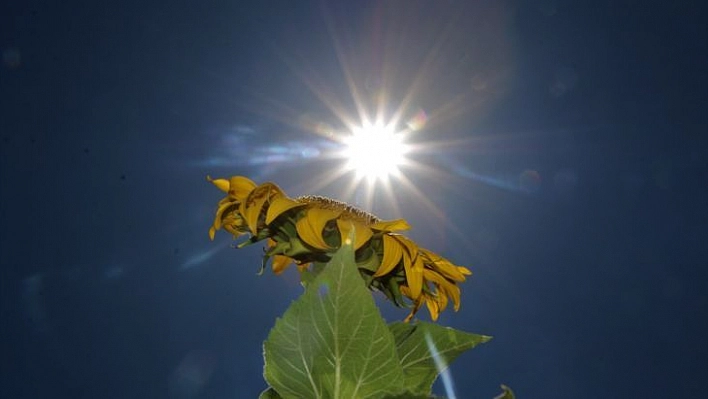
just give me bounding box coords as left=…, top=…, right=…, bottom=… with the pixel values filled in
left=406, top=108, right=428, bottom=131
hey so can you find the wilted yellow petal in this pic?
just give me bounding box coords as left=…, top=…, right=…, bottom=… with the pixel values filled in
left=271, top=255, right=293, bottom=275
left=449, top=285, right=462, bottom=311
left=242, top=183, right=285, bottom=234
left=436, top=289, right=449, bottom=312
left=374, top=234, right=403, bottom=277
left=393, top=235, right=419, bottom=258
left=243, top=196, right=267, bottom=235
left=295, top=208, right=341, bottom=250
left=228, top=176, right=257, bottom=201
left=423, top=269, right=462, bottom=311
left=458, top=266, right=472, bottom=276
left=212, top=201, right=234, bottom=230
left=422, top=268, right=451, bottom=288
left=425, top=295, right=440, bottom=321
left=420, top=249, right=469, bottom=282
left=266, top=196, right=305, bottom=225
left=408, top=255, right=424, bottom=299
left=336, top=219, right=372, bottom=250
left=207, top=176, right=230, bottom=193
left=432, top=260, right=466, bottom=281
left=208, top=226, right=216, bottom=240
left=370, top=218, right=411, bottom=232
left=401, top=289, right=423, bottom=322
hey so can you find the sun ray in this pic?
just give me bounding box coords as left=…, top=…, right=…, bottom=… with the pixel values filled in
left=395, top=172, right=480, bottom=257
left=289, top=165, right=351, bottom=197
left=380, top=178, right=404, bottom=219
left=321, top=3, right=371, bottom=129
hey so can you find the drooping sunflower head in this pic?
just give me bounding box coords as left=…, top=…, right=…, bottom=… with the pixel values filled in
left=207, top=175, right=472, bottom=322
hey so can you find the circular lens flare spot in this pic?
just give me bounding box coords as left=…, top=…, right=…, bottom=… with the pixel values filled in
left=344, top=122, right=408, bottom=181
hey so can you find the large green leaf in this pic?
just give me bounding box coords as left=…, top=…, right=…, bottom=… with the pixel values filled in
left=263, top=242, right=405, bottom=399
left=389, top=321, right=492, bottom=394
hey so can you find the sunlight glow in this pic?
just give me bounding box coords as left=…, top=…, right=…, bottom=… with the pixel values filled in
left=343, top=121, right=408, bottom=181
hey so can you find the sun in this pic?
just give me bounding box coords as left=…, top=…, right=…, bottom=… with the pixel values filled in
left=343, top=121, right=409, bottom=182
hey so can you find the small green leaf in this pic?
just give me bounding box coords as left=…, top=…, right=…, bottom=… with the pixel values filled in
left=389, top=321, right=492, bottom=394
left=382, top=392, right=445, bottom=399
left=258, top=387, right=282, bottom=399
left=263, top=243, right=405, bottom=399
left=493, top=384, right=515, bottom=399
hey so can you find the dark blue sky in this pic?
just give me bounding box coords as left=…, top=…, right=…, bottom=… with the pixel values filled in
left=1, top=1, right=706, bottom=398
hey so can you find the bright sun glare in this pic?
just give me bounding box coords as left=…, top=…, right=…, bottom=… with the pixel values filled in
left=343, top=121, right=408, bottom=181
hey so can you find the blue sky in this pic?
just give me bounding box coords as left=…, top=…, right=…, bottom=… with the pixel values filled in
left=1, top=0, right=706, bottom=398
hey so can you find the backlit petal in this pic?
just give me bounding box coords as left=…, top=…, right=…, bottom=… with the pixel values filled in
left=423, top=269, right=461, bottom=311
left=374, top=234, right=403, bottom=277
left=271, top=255, right=293, bottom=275
left=408, top=255, right=424, bottom=299
left=243, top=183, right=285, bottom=234
left=228, top=176, right=257, bottom=201
left=436, top=289, right=449, bottom=312
left=370, top=219, right=411, bottom=232
left=266, top=196, right=305, bottom=225
left=425, top=295, right=440, bottom=321
left=336, top=219, right=372, bottom=250
left=295, top=208, right=341, bottom=250
left=207, top=176, right=230, bottom=193
left=213, top=201, right=234, bottom=231
left=393, top=235, right=419, bottom=258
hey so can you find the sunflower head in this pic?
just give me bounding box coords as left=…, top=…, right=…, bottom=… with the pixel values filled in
left=208, top=175, right=471, bottom=321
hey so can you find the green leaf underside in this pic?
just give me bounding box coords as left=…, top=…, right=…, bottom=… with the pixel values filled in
left=389, top=321, right=492, bottom=394
left=258, top=387, right=282, bottom=399
left=263, top=242, right=405, bottom=399
left=493, top=384, right=516, bottom=399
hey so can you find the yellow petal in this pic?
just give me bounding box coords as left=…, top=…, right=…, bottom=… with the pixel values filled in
left=243, top=196, right=267, bottom=235
left=212, top=200, right=234, bottom=231
left=370, top=218, right=411, bottom=232
left=420, top=249, right=469, bottom=282
left=295, top=208, right=341, bottom=250
left=408, top=255, right=424, bottom=299
left=228, top=176, right=257, bottom=201
left=432, top=259, right=466, bottom=282
left=271, top=255, right=293, bottom=275
left=242, top=183, right=284, bottom=234
left=208, top=226, right=216, bottom=240
left=449, top=285, right=462, bottom=311
left=436, top=289, right=449, bottom=312
left=401, top=288, right=423, bottom=322
left=266, top=196, right=305, bottom=225
left=207, top=176, right=230, bottom=193
left=425, top=295, right=440, bottom=321
left=394, top=235, right=419, bottom=258
left=374, top=234, right=403, bottom=277
left=336, top=219, right=372, bottom=250
left=422, top=268, right=452, bottom=288
left=423, top=269, right=462, bottom=311
left=391, top=235, right=423, bottom=299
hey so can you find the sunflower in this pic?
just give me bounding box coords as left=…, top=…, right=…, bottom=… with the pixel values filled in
left=207, top=175, right=471, bottom=321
